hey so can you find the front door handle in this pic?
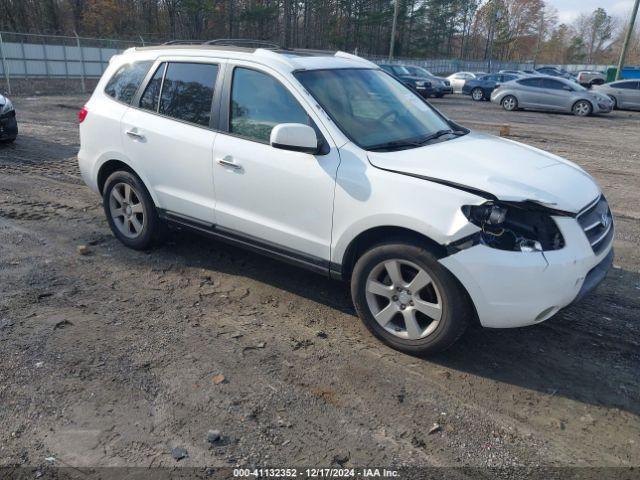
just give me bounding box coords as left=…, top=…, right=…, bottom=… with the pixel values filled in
left=217, top=157, right=242, bottom=170
left=126, top=129, right=145, bottom=140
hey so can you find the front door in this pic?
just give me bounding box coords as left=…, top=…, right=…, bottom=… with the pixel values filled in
left=121, top=60, right=221, bottom=223
left=212, top=65, right=340, bottom=263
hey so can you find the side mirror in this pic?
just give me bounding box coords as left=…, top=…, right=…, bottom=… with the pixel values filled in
left=270, top=123, right=319, bottom=154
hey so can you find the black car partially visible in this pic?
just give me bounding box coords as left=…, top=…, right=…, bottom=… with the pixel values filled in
left=379, top=64, right=434, bottom=98
left=0, top=93, right=18, bottom=143
left=403, top=65, right=453, bottom=97
left=462, top=73, right=520, bottom=101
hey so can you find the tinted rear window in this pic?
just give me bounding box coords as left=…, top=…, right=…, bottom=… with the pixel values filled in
left=158, top=62, right=219, bottom=127
left=518, top=78, right=543, bottom=87
left=613, top=81, right=639, bottom=89
left=139, top=63, right=166, bottom=111
left=104, top=61, right=152, bottom=104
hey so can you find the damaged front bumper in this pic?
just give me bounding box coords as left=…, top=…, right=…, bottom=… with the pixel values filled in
left=439, top=216, right=614, bottom=328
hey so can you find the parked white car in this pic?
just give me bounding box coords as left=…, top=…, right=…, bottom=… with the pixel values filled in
left=78, top=44, right=614, bottom=355
left=446, top=71, right=479, bottom=93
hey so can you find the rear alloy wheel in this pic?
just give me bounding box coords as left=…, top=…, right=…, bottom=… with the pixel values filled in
left=103, top=170, right=164, bottom=250
left=351, top=242, right=472, bottom=356
left=471, top=88, right=484, bottom=101
left=572, top=100, right=592, bottom=117
left=501, top=95, right=518, bottom=111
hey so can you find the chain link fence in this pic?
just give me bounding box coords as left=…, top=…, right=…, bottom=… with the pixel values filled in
left=0, top=31, right=613, bottom=95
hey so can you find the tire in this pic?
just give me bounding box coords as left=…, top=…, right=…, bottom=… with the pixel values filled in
left=471, top=88, right=484, bottom=101
left=609, top=95, right=618, bottom=110
left=0, top=137, right=16, bottom=143
left=351, top=241, right=472, bottom=356
left=572, top=99, right=592, bottom=117
left=501, top=95, right=518, bottom=111
left=102, top=170, right=164, bottom=250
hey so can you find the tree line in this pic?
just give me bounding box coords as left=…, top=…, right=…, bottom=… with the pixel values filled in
left=1, top=0, right=638, bottom=64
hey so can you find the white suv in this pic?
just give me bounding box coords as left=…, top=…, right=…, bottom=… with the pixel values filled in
left=78, top=43, right=614, bottom=355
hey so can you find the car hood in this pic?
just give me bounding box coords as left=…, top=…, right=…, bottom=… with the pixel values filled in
left=400, top=75, right=429, bottom=83
left=367, top=132, right=600, bottom=213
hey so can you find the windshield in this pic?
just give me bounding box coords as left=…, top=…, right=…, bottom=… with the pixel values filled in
left=392, top=66, right=411, bottom=75
left=413, top=67, right=433, bottom=77
left=295, top=68, right=454, bottom=150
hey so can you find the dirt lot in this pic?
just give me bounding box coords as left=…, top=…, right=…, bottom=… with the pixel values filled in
left=1, top=94, right=639, bottom=474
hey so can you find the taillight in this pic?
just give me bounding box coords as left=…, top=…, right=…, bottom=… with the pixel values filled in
left=78, top=106, right=88, bottom=123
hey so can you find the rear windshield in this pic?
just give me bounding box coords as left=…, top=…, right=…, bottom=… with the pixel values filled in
left=104, top=61, right=153, bottom=104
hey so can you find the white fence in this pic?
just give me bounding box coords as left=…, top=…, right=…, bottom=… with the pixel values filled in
left=0, top=31, right=147, bottom=94
left=0, top=31, right=614, bottom=95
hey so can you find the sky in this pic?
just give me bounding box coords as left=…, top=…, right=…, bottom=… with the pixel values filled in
left=546, top=0, right=636, bottom=24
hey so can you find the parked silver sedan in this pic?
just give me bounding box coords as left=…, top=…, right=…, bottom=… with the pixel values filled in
left=593, top=80, right=640, bottom=110
left=491, top=76, right=614, bottom=116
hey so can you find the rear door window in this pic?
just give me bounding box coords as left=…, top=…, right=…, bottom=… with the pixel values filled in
left=158, top=62, right=219, bottom=127
left=104, top=61, right=153, bottom=104
left=139, top=63, right=166, bottom=112
left=613, top=81, right=640, bottom=89
left=542, top=78, right=566, bottom=90
left=518, top=78, right=543, bottom=88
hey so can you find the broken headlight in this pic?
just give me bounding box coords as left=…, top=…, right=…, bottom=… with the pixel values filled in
left=462, top=202, right=565, bottom=252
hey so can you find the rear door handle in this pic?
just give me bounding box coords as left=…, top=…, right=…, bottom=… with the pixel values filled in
left=125, top=129, right=145, bottom=140
left=217, top=157, right=242, bottom=170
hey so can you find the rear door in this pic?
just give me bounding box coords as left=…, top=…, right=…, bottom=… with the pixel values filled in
left=121, top=58, right=223, bottom=223
left=515, top=78, right=544, bottom=107
left=617, top=81, right=640, bottom=109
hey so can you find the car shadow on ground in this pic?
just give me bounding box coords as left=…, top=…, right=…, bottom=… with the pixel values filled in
left=164, top=230, right=640, bottom=417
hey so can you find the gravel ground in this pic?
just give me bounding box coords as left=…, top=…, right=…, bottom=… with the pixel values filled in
left=0, top=95, right=639, bottom=475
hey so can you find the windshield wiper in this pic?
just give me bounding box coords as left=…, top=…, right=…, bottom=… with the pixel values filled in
left=366, top=138, right=424, bottom=152
left=414, top=129, right=465, bottom=145
left=366, top=129, right=466, bottom=152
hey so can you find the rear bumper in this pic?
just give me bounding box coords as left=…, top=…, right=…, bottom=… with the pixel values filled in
left=0, top=113, right=18, bottom=141
left=439, top=217, right=614, bottom=328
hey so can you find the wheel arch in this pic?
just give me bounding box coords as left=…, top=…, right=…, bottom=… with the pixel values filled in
left=573, top=97, right=595, bottom=114
left=96, top=158, right=160, bottom=206
left=336, top=226, right=448, bottom=282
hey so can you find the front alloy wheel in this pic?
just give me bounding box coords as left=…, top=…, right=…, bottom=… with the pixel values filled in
left=573, top=100, right=592, bottom=117
left=351, top=241, right=472, bottom=355
left=365, top=259, right=442, bottom=340
left=471, top=88, right=484, bottom=101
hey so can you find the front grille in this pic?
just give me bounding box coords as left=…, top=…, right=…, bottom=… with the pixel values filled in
left=577, top=195, right=613, bottom=255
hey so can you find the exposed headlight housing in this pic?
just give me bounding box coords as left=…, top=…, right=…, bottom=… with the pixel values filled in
left=0, top=98, right=14, bottom=115
left=461, top=202, right=565, bottom=252
left=415, top=81, right=426, bottom=87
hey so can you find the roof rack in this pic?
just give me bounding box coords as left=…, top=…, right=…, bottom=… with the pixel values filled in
left=204, top=38, right=282, bottom=50
left=162, top=40, right=205, bottom=45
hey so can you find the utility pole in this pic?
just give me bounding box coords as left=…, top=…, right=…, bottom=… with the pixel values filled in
left=389, top=0, right=399, bottom=61
left=616, top=0, right=640, bottom=80
left=533, top=9, right=545, bottom=69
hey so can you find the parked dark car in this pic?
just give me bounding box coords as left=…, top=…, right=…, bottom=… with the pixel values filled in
left=402, top=65, right=453, bottom=97
left=462, top=73, right=521, bottom=101
left=379, top=64, right=434, bottom=97
left=0, top=93, right=18, bottom=143
left=535, top=66, right=573, bottom=79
